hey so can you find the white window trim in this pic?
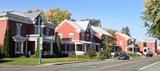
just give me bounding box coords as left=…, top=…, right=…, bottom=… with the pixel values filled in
left=58, top=33, right=63, bottom=38
left=16, top=23, right=22, bottom=36
left=69, top=33, right=74, bottom=40
left=15, top=41, right=23, bottom=54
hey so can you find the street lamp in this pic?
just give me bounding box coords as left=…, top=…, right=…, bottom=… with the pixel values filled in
left=37, top=15, right=45, bottom=64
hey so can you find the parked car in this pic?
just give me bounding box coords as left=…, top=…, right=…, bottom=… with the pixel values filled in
left=114, top=51, right=129, bottom=60
left=146, top=52, right=153, bottom=57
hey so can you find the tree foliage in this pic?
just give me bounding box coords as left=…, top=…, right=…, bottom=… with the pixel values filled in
left=54, top=32, right=61, bottom=55
left=100, top=34, right=115, bottom=48
left=34, top=37, right=40, bottom=58
left=2, top=26, right=14, bottom=58
left=44, top=8, right=71, bottom=25
left=106, top=29, right=117, bottom=44
left=141, top=0, right=160, bottom=39
left=81, top=18, right=101, bottom=27
left=98, top=46, right=112, bottom=60
left=121, top=26, right=131, bottom=37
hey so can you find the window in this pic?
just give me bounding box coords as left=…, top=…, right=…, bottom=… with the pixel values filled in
left=15, top=42, right=23, bottom=54
left=144, top=42, right=147, bottom=47
left=35, top=25, right=39, bottom=34
left=69, top=33, right=73, bottom=40
left=87, top=34, right=89, bottom=40
left=58, top=33, right=63, bottom=38
left=16, top=23, right=22, bottom=36
left=46, top=28, right=50, bottom=36
left=144, top=49, right=147, bottom=52
left=81, top=33, right=84, bottom=40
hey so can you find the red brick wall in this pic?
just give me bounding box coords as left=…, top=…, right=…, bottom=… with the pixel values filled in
left=0, top=19, right=8, bottom=46
left=56, top=21, right=79, bottom=41
left=146, top=42, right=156, bottom=54
left=136, top=41, right=144, bottom=52
left=115, top=33, right=128, bottom=51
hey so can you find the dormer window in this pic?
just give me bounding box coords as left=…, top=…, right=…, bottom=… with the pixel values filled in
left=16, top=23, right=22, bottom=36
left=46, top=28, right=50, bottom=36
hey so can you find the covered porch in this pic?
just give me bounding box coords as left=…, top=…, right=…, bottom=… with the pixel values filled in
left=27, top=34, right=55, bottom=56
left=61, top=40, right=100, bottom=55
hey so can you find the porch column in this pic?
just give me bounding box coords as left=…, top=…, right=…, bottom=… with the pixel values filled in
left=25, top=41, right=28, bottom=55
left=84, top=44, right=87, bottom=52
left=50, top=42, right=53, bottom=55
left=15, top=41, right=17, bottom=54
left=75, top=43, right=77, bottom=55
left=98, top=45, right=101, bottom=52
left=21, top=41, right=24, bottom=54
left=65, top=44, right=67, bottom=54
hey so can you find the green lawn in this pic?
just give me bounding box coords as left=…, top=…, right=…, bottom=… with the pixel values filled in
left=0, top=57, right=98, bottom=65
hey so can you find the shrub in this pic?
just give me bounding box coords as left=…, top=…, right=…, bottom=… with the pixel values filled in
left=98, top=46, right=112, bottom=60
left=54, top=32, right=61, bottom=55
left=1, top=26, right=14, bottom=58
left=86, top=47, right=96, bottom=58
left=33, top=37, right=40, bottom=58
left=128, top=53, right=141, bottom=58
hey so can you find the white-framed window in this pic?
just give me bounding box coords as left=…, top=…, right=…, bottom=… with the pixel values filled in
left=81, top=33, right=85, bottom=40
left=87, top=34, right=89, bottom=40
left=69, top=33, right=74, bottom=40
left=35, top=25, right=39, bottom=34
left=15, top=42, right=23, bottom=54
left=46, top=28, right=50, bottom=36
left=16, top=23, right=22, bottom=36
left=120, top=41, right=123, bottom=45
left=58, top=33, right=63, bottom=38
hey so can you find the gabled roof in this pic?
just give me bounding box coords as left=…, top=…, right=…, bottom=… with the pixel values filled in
left=24, top=11, right=41, bottom=20
left=74, top=21, right=89, bottom=31
left=116, top=32, right=131, bottom=40
left=0, top=11, right=41, bottom=21
left=91, top=26, right=112, bottom=37
left=56, top=19, right=90, bottom=32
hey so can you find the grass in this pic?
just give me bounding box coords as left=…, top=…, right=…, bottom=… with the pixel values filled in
left=129, top=54, right=142, bottom=59
left=0, top=57, right=98, bottom=65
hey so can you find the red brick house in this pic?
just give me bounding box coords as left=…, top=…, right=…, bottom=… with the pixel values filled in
left=55, top=20, right=107, bottom=55
left=115, top=32, right=138, bottom=52
left=0, top=11, right=56, bottom=56
left=136, top=40, right=157, bottom=55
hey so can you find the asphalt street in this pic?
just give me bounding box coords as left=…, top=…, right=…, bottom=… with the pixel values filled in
left=1, top=56, right=160, bottom=71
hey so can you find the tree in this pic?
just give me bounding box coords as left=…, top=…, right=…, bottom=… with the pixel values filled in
left=44, top=8, right=71, bottom=25
left=34, top=37, right=40, bottom=58
left=106, top=29, right=117, bottom=45
left=2, top=26, right=14, bottom=58
left=54, top=32, right=61, bottom=55
left=141, top=0, right=160, bottom=39
left=81, top=18, right=101, bottom=27
left=106, top=28, right=117, bottom=36
left=121, top=26, right=131, bottom=37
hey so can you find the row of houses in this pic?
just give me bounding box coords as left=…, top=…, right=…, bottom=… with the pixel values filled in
left=0, top=11, right=159, bottom=56
left=115, top=32, right=159, bottom=55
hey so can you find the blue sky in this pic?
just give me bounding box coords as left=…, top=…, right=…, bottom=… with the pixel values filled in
left=0, top=0, right=155, bottom=40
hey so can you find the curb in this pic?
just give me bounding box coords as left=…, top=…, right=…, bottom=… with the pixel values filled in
left=36, top=60, right=97, bottom=67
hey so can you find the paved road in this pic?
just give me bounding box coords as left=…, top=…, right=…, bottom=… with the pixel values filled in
left=1, top=56, right=160, bottom=71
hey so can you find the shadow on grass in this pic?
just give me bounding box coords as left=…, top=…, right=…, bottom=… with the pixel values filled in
left=0, top=59, right=13, bottom=63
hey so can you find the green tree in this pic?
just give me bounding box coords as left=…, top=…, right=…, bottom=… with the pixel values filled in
left=81, top=18, right=101, bottom=27
left=141, top=0, right=160, bottom=39
left=34, top=37, right=40, bottom=58
left=44, top=8, right=71, bottom=25
left=2, top=26, right=14, bottom=58
left=121, top=26, right=131, bottom=37
left=54, top=32, right=61, bottom=55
